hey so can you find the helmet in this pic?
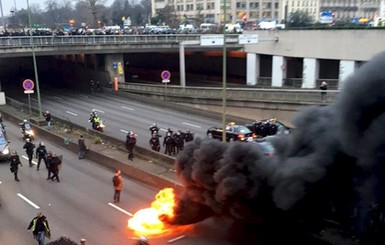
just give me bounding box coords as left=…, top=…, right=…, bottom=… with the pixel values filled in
left=40, top=142, right=44, bottom=146
left=152, top=123, right=157, bottom=127
left=92, top=109, right=96, bottom=112
left=12, top=150, right=17, bottom=155
left=26, top=138, right=30, bottom=142
left=23, top=119, right=27, bottom=123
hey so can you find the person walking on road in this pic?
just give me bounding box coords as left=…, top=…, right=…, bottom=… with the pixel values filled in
left=35, top=142, right=47, bottom=171
left=23, top=138, right=35, bottom=167
left=44, top=111, right=52, bottom=130
left=48, top=152, right=61, bottom=182
left=125, top=132, right=136, bottom=161
left=9, top=150, right=22, bottom=181
left=27, top=212, right=51, bottom=245
left=112, top=170, right=123, bottom=203
left=320, top=81, right=328, bottom=102
left=78, top=135, right=87, bottom=159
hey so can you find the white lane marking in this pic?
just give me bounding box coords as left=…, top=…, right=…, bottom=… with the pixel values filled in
left=108, top=203, right=133, bottom=216
left=66, top=111, right=78, bottom=116
left=121, top=106, right=134, bottom=111
left=182, top=122, right=201, bottom=128
left=54, top=96, right=63, bottom=100
left=79, top=95, right=89, bottom=99
left=168, top=235, right=186, bottom=243
left=160, top=128, right=167, bottom=132
left=93, top=109, right=105, bottom=114
left=22, top=155, right=37, bottom=165
left=120, top=129, right=129, bottom=134
left=17, top=193, right=40, bottom=209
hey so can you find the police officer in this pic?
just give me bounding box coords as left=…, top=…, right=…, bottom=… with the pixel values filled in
left=163, top=132, right=174, bottom=156
left=174, top=131, right=184, bottom=154
left=35, top=142, right=47, bottom=171
left=184, top=129, right=194, bottom=143
left=23, top=138, right=35, bottom=167
left=149, top=123, right=160, bottom=136
left=9, top=151, right=22, bottom=181
left=125, top=131, right=137, bottom=161
left=149, top=133, right=160, bottom=152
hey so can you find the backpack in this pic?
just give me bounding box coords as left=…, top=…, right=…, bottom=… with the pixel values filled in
left=113, top=176, right=120, bottom=187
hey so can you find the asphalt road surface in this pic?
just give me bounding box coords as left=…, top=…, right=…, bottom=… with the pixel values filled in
left=5, top=88, right=220, bottom=150
left=0, top=116, right=237, bottom=245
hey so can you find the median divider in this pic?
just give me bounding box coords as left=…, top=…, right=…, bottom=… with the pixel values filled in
left=0, top=105, right=184, bottom=193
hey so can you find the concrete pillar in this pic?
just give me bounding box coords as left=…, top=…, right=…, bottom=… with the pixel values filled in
left=246, top=53, right=260, bottom=86
left=302, top=58, right=319, bottom=88
left=339, top=60, right=356, bottom=89
left=272, top=55, right=286, bottom=87
left=105, top=54, right=125, bottom=85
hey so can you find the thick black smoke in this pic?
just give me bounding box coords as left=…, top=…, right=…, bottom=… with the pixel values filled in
left=168, top=52, right=385, bottom=244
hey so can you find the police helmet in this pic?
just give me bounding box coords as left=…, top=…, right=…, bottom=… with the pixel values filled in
left=23, top=119, right=27, bottom=123
left=26, top=138, right=30, bottom=142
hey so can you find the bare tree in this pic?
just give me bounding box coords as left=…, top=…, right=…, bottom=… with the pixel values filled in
left=77, top=0, right=106, bottom=27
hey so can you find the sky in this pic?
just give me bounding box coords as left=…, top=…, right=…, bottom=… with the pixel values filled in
left=0, top=0, right=113, bottom=17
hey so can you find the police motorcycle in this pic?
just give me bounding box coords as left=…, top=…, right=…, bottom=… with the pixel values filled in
left=20, top=119, right=35, bottom=141
left=88, top=110, right=105, bottom=132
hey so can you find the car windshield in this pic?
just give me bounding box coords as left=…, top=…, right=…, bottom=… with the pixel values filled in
left=0, top=135, right=6, bottom=145
left=233, top=126, right=251, bottom=134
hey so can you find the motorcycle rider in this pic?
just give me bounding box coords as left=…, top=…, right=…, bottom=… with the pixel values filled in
left=149, top=133, right=160, bottom=152
left=20, top=119, right=31, bottom=136
left=125, top=131, right=137, bottom=161
left=89, top=110, right=100, bottom=130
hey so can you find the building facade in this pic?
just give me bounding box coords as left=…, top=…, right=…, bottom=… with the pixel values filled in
left=151, top=0, right=383, bottom=26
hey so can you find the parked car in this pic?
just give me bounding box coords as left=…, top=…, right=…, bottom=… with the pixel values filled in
left=207, top=122, right=254, bottom=142
left=0, top=124, right=10, bottom=161
left=253, top=140, right=275, bottom=156
left=245, top=118, right=291, bottom=137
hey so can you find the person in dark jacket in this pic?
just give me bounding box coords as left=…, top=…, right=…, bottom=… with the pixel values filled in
left=28, top=212, right=51, bottom=245
left=35, top=142, right=47, bottom=171
left=23, top=138, right=35, bottom=167
left=184, top=129, right=194, bottom=143
left=78, top=135, right=87, bottom=159
left=149, top=133, right=160, bottom=152
left=44, top=111, right=52, bottom=130
left=48, top=152, right=61, bottom=182
left=9, top=150, right=22, bottom=181
left=46, top=151, right=53, bottom=180
left=163, top=132, right=174, bottom=156
left=174, top=131, right=184, bottom=154
left=125, top=132, right=137, bottom=161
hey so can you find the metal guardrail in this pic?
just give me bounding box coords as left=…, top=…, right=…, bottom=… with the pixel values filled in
left=0, top=34, right=245, bottom=48
left=119, top=83, right=340, bottom=104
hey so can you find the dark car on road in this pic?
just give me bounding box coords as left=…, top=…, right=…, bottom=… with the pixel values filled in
left=245, top=118, right=291, bottom=137
left=207, top=123, right=254, bottom=142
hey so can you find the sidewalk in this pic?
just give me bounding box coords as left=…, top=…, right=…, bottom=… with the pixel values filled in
left=0, top=104, right=183, bottom=192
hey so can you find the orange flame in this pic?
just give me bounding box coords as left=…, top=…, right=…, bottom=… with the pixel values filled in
left=128, top=188, right=176, bottom=236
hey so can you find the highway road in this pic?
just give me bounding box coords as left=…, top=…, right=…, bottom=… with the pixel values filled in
left=5, top=88, right=220, bottom=151
left=0, top=117, right=236, bottom=245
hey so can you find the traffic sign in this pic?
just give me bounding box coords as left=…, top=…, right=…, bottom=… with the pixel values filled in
left=162, top=79, right=170, bottom=83
left=238, top=34, right=259, bottom=44
left=24, top=90, right=34, bottom=94
left=200, top=35, right=224, bottom=46
left=161, top=70, right=171, bottom=80
left=23, top=79, right=35, bottom=91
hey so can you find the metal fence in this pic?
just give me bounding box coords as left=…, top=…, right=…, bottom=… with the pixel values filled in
left=0, top=34, right=242, bottom=48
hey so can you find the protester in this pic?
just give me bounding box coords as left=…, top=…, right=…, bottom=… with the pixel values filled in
left=48, top=152, right=61, bottom=182
left=9, top=150, right=22, bottom=181
left=44, top=111, right=52, bottom=130
left=78, top=135, right=87, bottom=159
left=112, top=170, right=123, bottom=203
left=27, top=212, right=51, bottom=245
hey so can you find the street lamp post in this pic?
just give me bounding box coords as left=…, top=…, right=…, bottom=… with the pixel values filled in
left=221, top=0, right=227, bottom=142
left=26, top=0, right=43, bottom=119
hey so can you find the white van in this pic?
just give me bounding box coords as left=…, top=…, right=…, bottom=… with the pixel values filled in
left=199, top=23, right=217, bottom=33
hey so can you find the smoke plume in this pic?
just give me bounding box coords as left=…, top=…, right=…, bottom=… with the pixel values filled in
left=168, top=52, right=385, bottom=244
